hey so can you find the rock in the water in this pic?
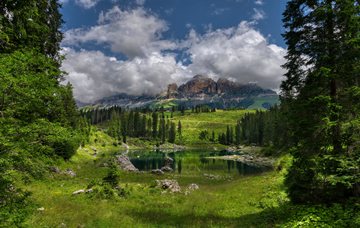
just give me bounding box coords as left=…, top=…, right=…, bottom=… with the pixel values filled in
left=156, top=179, right=181, bottom=193
left=64, top=168, right=76, bottom=177
left=161, top=166, right=173, bottom=172
left=164, top=156, right=174, bottom=167
left=187, top=183, right=199, bottom=191
left=115, top=155, right=139, bottom=172
left=72, top=189, right=85, bottom=195
left=151, top=169, right=164, bottom=175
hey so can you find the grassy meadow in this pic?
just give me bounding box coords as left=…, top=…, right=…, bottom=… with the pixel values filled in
left=23, top=134, right=283, bottom=227
left=21, top=110, right=359, bottom=227
left=171, top=109, right=253, bottom=146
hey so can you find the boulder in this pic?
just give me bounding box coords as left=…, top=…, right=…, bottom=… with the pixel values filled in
left=187, top=183, right=199, bottom=191
left=164, top=156, right=174, bottom=167
left=156, top=179, right=181, bottom=193
left=161, top=166, right=173, bottom=172
left=151, top=169, right=164, bottom=175
left=115, top=155, right=139, bottom=172
left=64, top=168, right=76, bottom=177
left=72, top=189, right=85, bottom=195
left=49, top=166, right=61, bottom=173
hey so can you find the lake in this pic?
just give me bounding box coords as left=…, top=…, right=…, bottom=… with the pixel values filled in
left=126, top=150, right=270, bottom=177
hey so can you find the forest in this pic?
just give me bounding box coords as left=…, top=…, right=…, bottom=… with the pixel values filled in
left=0, top=0, right=359, bottom=227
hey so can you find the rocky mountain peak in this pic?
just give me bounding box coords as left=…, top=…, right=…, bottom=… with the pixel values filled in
left=178, top=75, right=217, bottom=97
left=166, top=83, right=178, bottom=98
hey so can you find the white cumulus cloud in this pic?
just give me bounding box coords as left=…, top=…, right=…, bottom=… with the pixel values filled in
left=63, top=6, right=177, bottom=58
left=186, top=22, right=286, bottom=90
left=61, top=6, right=285, bottom=103
left=61, top=48, right=191, bottom=102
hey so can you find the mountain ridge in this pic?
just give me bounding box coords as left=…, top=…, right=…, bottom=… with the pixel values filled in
left=80, top=75, right=279, bottom=109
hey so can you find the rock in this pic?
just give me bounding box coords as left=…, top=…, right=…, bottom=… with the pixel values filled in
left=156, top=179, right=181, bottom=193
left=151, top=169, right=164, bottom=175
left=49, top=166, right=61, bottom=173
left=178, top=75, right=217, bottom=97
left=203, top=173, right=221, bottom=180
left=122, top=143, right=129, bottom=150
left=72, top=189, right=85, bottom=195
left=115, top=155, right=139, bottom=172
left=37, top=207, right=45, bottom=211
left=161, top=166, right=173, bottom=172
left=164, top=156, right=174, bottom=167
left=187, top=183, right=199, bottom=191
left=85, top=188, right=93, bottom=193
left=166, top=83, right=178, bottom=98
left=64, top=168, right=76, bottom=177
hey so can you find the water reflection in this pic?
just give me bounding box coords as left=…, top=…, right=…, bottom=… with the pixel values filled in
left=127, top=150, right=270, bottom=176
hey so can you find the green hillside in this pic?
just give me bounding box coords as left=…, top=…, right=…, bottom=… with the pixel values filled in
left=171, top=110, right=253, bottom=146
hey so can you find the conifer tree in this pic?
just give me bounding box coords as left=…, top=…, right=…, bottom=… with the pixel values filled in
left=282, top=0, right=360, bottom=203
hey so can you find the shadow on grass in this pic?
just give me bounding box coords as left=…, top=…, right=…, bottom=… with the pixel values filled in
left=125, top=208, right=274, bottom=227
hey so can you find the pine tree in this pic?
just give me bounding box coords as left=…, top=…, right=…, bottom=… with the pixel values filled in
left=168, top=122, right=176, bottom=143
left=152, top=112, right=158, bottom=138
left=282, top=0, right=360, bottom=203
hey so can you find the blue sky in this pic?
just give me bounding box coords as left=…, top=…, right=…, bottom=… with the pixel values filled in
left=60, top=0, right=288, bottom=102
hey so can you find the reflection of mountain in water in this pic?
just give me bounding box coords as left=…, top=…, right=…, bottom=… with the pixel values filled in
left=128, top=150, right=270, bottom=175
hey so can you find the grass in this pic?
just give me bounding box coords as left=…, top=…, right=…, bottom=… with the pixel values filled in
left=17, top=109, right=360, bottom=227
left=171, top=109, right=253, bottom=146
left=24, top=145, right=283, bottom=227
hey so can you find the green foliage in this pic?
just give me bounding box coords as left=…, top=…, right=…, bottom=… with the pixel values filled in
left=281, top=0, right=360, bottom=203
left=0, top=2, right=84, bottom=225
left=198, top=130, right=209, bottom=140
left=259, top=201, right=360, bottom=228
left=0, top=0, right=63, bottom=62
left=102, top=163, right=121, bottom=188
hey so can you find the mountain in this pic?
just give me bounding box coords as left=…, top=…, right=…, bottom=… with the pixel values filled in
left=86, top=75, right=279, bottom=109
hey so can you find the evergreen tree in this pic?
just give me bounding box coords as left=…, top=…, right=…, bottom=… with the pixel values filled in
left=168, top=122, right=176, bottom=143
left=282, top=0, right=360, bottom=203
left=152, top=112, right=158, bottom=138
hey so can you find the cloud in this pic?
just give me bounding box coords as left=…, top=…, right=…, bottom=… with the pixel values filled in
left=186, top=22, right=286, bottom=90
left=62, top=6, right=285, bottom=102
left=255, top=0, right=264, bottom=5
left=252, top=8, right=265, bottom=21
left=75, top=0, right=101, bottom=9
left=63, top=6, right=177, bottom=58
left=61, top=48, right=191, bottom=102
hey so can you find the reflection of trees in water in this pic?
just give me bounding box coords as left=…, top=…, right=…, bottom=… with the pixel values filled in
left=130, top=151, right=176, bottom=171
left=178, top=159, right=182, bottom=174
left=130, top=151, right=269, bottom=175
